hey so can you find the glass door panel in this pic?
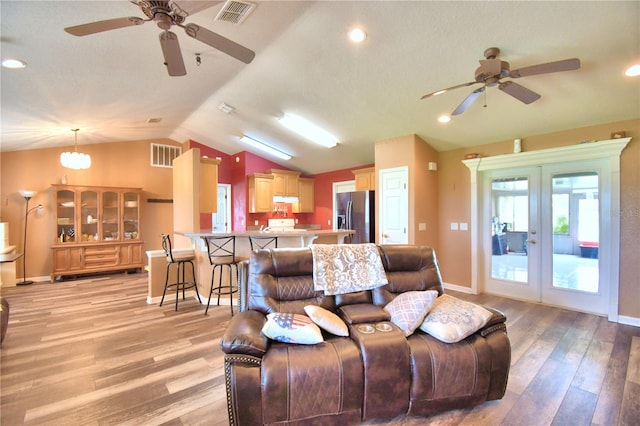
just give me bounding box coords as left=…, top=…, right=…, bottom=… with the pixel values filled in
left=56, top=189, right=76, bottom=243
left=484, top=167, right=540, bottom=303
left=551, top=173, right=599, bottom=293
left=123, top=192, right=139, bottom=240
left=81, top=190, right=98, bottom=243
left=102, top=191, right=119, bottom=241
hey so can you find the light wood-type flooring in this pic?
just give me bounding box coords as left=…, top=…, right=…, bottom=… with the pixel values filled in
left=1, top=272, right=639, bottom=425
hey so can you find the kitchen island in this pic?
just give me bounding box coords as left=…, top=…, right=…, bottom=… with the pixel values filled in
left=146, top=229, right=355, bottom=305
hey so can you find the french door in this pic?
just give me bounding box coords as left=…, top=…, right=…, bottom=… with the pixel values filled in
left=483, top=159, right=610, bottom=315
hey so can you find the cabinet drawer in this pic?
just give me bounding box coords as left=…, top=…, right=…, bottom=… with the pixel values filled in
left=84, top=246, right=119, bottom=267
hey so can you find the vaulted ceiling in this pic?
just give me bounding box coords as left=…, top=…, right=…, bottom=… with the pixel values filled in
left=1, top=1, right=638, bottom=174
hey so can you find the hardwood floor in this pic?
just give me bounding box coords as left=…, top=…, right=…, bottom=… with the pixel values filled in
left=1, top=273, right=638, bottom=425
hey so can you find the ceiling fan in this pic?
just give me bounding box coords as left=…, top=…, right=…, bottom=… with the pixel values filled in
left=420, top=47, right=580, bottom=115
left=64, top=0, right=255, bottom=76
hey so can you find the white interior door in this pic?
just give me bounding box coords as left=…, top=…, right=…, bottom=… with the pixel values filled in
left=212, top=184, right=230, bottom=232
left=379, top=166, right=408, bottom=244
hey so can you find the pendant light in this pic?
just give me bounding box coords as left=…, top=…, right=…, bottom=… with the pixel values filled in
left=60, top=128, right=91, bottom=170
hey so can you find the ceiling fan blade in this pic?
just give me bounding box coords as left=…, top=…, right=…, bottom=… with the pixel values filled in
left=64, top=17, right=145, bottom=36
left=498, top=81, right=541, bottom=104
left=160, top=31, right=187, bottom=76
left=452, top=87, right=485, bottom=115
left=182, top=23, right=255, bottom=64
left=509, top=58, right=580, bottom=78
left=420, top=81, right=478, bottom=100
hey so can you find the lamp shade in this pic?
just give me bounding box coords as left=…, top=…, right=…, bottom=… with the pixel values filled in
left=19, top=190, right=36, bottom=199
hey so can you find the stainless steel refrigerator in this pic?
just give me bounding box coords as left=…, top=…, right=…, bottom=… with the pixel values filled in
left=335, top=191, right=375, bottom=243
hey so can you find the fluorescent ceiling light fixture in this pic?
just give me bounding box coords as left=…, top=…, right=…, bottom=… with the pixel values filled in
left=625, top=64, right=640, bottom=77
left=278, top=113, right=338, bottom=148
left=2, top=58, right=26, bottom=69
left=240, top=135, right=291, bottom=160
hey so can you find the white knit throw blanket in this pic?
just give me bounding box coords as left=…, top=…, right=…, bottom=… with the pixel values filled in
left=310, top=243, right=388, bottom=295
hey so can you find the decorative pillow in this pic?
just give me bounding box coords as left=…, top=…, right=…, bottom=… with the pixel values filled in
left=261, top=313, right=324, bottom=344
left=419, top=294, right=493, bottom=343
left=384, top=290, right=439, bottom=336
left=304, top=305, right=349, bottom=336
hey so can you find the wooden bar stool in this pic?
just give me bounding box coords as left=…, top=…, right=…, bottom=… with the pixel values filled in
left=202, top=235, right=247, bottom=315
left=160, top=234, right=201, bottom=311
left=249, top=235, right=278, bottom=251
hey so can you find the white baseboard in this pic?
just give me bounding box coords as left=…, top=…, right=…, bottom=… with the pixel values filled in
left=443, top=282, right=475, bottom=294
left=618, top=315, right=640, bottom=327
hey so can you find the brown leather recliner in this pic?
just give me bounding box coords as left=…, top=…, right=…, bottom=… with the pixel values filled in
left=220, top=245, right=510, bottom=425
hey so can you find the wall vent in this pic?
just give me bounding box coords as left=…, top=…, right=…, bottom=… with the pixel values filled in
left=151, top=143, right=182, bottom=168
left=214, top=0, right=255, bottom=24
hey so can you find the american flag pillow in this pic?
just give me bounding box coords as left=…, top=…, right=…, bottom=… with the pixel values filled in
left=262, top=313, right=324, bottom=345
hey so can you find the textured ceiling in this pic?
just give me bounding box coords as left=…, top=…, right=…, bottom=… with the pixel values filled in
left=1, top=1, right=638, bottom=174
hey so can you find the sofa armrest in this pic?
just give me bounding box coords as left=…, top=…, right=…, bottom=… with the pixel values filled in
left=220, top=310, right=270, bottom=358
left=477, top=306, right=507, bottom=337
left=338, top=304, right=391, bottom=325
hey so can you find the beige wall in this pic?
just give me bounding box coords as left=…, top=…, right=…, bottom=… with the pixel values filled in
left=436, top=119, right=639, bottom=319
left=375, top=134, right=439, bottom=246
left=0, top=139, right=184, bottom=281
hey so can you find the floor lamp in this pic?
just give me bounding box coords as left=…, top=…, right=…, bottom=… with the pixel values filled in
left=18, top=190, right=43, bottom=286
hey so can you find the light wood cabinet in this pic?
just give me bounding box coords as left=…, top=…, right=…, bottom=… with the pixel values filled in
left=50, top=184, right=144, bottom=281
left=293, top=178, right=315, bottom=213
left=248, top=173, right=274, bottom=213
left=353, top=167, right=376, bottom=191
left=267, top=169, right=301, bottom=197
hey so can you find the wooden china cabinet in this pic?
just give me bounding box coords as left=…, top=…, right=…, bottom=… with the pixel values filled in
left=50, top=184, right=144, bottom=282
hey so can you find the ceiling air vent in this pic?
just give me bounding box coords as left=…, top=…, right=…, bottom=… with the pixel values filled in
left=151, top=143, right=182, bottom=168
left=214, top=0, right=255, bottom=25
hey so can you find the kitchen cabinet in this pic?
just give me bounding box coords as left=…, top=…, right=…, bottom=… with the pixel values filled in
left=293, top=178, right=315, bottom=213
left=50, top=184, right=143, bottom=281
left=267, top=169, right=301, bottom=197
left=353, top=167, right=376, bottom=191
left=248, top=173, right=274, bottom=213
left=172, top=149, right=220, bottom=234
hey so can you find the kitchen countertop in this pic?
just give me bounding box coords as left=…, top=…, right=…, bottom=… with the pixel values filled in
left=178, top=229, right=354, bottom=238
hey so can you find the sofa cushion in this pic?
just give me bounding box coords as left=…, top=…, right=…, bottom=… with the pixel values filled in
left=262, top=313, right=323, bottom=344
left=384, top=290, right=438, bottom=336
left=304, top=305, right=349, bottom=336
left=419, top=294, right=493, bottom=343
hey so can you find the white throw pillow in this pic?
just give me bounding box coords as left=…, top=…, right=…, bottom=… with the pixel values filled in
left=262, top=313, right=324, bottom=345
left=419, top=294, right=493, bottom=343
left=384, top=290, right=439, bottom=336
left=304, top=305, right=349, bottom=336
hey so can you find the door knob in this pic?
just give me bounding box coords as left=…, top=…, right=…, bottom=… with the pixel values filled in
left=527, top=239, right=536, bottom=244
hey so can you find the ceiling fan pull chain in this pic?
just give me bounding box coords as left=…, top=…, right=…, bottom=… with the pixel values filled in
left=483, top=87, right=487, bottom=108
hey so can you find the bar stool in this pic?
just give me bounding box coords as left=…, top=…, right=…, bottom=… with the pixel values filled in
left=202, top=235, right=247, bottom=315
left=249, top=235, right=278, bottom=251
left=160, top=234, right=201, bottom=311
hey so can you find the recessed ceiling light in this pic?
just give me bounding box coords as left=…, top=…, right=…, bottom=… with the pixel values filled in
left=2, top=58, right=27, bottom=69
left=625, top=64, right=640, bottom=77
left=349, top=27, right=367, bottom=43
left=438, top=115, right=451, bottom=124
left=279, top=113, right=338, bottom=148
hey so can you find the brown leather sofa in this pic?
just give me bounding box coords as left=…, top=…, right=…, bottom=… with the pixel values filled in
left=220, top=245, right=510, bottom=425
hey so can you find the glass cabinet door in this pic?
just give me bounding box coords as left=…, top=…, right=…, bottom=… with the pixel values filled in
left=123, top=192, right=139, bottom=240
left=101, top=191, right=119, bottom=241
left=56, top=189, right=76, bottom=243
left=81, top=190, right=98, bottom=242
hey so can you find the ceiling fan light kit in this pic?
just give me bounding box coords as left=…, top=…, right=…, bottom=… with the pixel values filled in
left=64, top=0, right=255, bottom=76
left=421, top=47, right=581, bottom=116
